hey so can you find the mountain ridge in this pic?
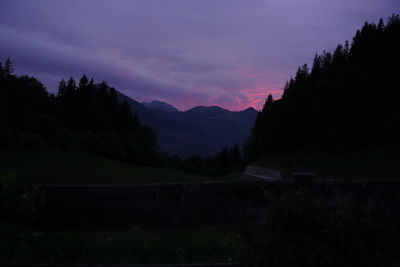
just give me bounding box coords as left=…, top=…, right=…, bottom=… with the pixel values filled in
left=142, top=100, right=178, bottom=112
left=116, top=92, right=258, bottom=157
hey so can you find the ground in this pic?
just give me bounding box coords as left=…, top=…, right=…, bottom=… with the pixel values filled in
left=254, top=147, right=400, bottom=180
left=1, top=227, right=244, bottom=264
left=0, top=149, right=209, bottom=184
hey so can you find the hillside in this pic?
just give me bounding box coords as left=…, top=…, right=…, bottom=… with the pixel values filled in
left=117, top=91, right=257, bottom=157
left=142, top=100, right=178, bottom=112
left=0, top=149, right=208, bottom=184
left=0, top=72, right=159, bottom=166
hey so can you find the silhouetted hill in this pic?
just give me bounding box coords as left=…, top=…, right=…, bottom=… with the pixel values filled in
left=0, top=71, right=159, bottom=165
left=247, top=15, right=400, bottom=159
left=116, top=91, right=257, bottom=157
left=142, top=100, right=178, bottom=112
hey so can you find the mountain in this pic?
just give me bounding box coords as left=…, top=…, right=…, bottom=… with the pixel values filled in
left=142, top=100, right=178, bottom=112
left=116, top=92, right=257, bottom=157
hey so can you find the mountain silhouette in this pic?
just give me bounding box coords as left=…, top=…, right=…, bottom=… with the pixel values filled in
left=116, top=91, right=257, bottom=157
left=142, top=100, right=178, bottom=112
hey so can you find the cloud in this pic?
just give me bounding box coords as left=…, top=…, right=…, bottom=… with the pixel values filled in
left=0, top=0, right=398, bottom=110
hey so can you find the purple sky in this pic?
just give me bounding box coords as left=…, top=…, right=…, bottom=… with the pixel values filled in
left=0, top=0, right=398, bottom=111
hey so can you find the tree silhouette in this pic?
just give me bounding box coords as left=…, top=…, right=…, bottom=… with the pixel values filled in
left=4, top=58, right=14, bottom=76
left=247, top=15, right=400, bottom=159
left=0, top=60, right=159, bottom=165
left=0, top=62, right=4, bottom=79
left=57, top=79, right=67, bottom=98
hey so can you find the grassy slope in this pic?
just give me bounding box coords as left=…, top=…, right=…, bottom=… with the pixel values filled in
left=3, top=228, right=244, bottom=264
left=0, top=149, right=208, bottom=184
left=254, top=147, right=400, bottom=180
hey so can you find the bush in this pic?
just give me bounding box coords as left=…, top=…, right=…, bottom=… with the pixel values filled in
left=244, top=188, right=396, bottom=267
left=0, top=129, right=47, bottom=149
left=0, top=172, right=46, bottom=257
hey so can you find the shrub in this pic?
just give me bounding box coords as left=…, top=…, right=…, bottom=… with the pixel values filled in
left=0, top=172, right=46, bottom=257
left=244, top=188, right=396, bottom=267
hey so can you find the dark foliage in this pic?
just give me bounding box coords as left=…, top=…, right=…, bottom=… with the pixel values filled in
left=0, top=171, right=46, bottom=257
left=244, top=188, right=396, bottom=267
left=170, top=144, right=246, bottom=177
left=0, top=62, right=244, bottom=175
left=247, top=15, right=400, bottom=159
left=0, top=64, right=158, bottom=165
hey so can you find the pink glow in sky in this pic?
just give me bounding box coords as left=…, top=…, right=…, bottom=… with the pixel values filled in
left=1, top=0, right=398, bottom=111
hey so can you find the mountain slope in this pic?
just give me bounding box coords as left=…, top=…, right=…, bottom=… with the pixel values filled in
left=142, top=100, right=178, bottom=112
left=116, top=91, right=257, bottom=157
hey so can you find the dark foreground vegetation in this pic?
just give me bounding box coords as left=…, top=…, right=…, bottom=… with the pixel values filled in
left=244, top=188, right=398, bottom=267
left=1, top=171, right=399, bottom=266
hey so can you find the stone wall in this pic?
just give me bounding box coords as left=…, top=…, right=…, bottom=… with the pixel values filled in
left=39, top=181, right=279, bottom=230
left=38, top=179, right=400, bottom=230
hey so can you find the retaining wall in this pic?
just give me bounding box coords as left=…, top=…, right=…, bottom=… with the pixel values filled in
left=38, top=179, right=400, bottom=230
left=39, top=181, right=284, bottom=230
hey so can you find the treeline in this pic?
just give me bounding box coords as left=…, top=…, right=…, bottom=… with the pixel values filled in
left=247, top=15, right=400, bottom=159
left=0, top=61, right=245, bottom=175
left=165, top=145, right=245, bottom=177
left=0, top=62, right=157, bottom=165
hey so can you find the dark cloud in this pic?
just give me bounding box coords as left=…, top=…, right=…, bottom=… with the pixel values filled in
left=0, top=0, right=398, bottom=110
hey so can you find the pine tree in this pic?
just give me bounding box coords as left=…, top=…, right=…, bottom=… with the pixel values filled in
left=79, top=74, right=89, bottom=89
left=247, top=15, right=400, bottom=158
left=264, top=94, right=274, bottom=111
left=57, top=79, right=67, bottom=98
left=4, top=58, right=14, bottom=76
left=311, top=54, right=322, bottom=76
left=118, top=101, right=136, bottom=129
left=333, top=44, right=345, bottom=64
left=66, top=77, right=77, bottom=93
left=0, top=62, right=4, bottom=79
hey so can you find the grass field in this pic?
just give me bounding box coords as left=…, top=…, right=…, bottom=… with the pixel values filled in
left=2, top=228, right=244, bottom=264
left=0, top=149, right=209, bottom=184
left=254, top=147, right=400, bottom=180
left=0, top=150, right=245, bottom=264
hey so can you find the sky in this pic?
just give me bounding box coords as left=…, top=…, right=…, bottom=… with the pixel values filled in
left=0, top=0, right=398, bottom=111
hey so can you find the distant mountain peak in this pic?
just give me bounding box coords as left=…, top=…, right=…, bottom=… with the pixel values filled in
left=243, top=107, right=257, bottom=111
left=189, top=106, right=228, bottom=112
left=142, top=100, right=178, bottom=112
left=116, top=90, right=258, bottom=157
left=241, top=107, right=258, bottom=114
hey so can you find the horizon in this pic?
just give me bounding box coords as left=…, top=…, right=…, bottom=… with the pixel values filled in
left=0, top=0, right=398, bottom=111
left=141, top=98, right=259, bottom=112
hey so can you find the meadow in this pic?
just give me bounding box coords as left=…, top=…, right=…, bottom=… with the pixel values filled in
left=0, top=149, right=209, bottom=184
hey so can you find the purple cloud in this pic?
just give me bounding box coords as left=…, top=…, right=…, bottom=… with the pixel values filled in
left=0, top=0, right=398, bottom=110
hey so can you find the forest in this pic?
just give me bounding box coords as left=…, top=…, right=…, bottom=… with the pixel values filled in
left=247, top=15, right=400, bottom=159
left=0, top=64, right=159, bottom=165
left=0, top=61, right=245, bottom=177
